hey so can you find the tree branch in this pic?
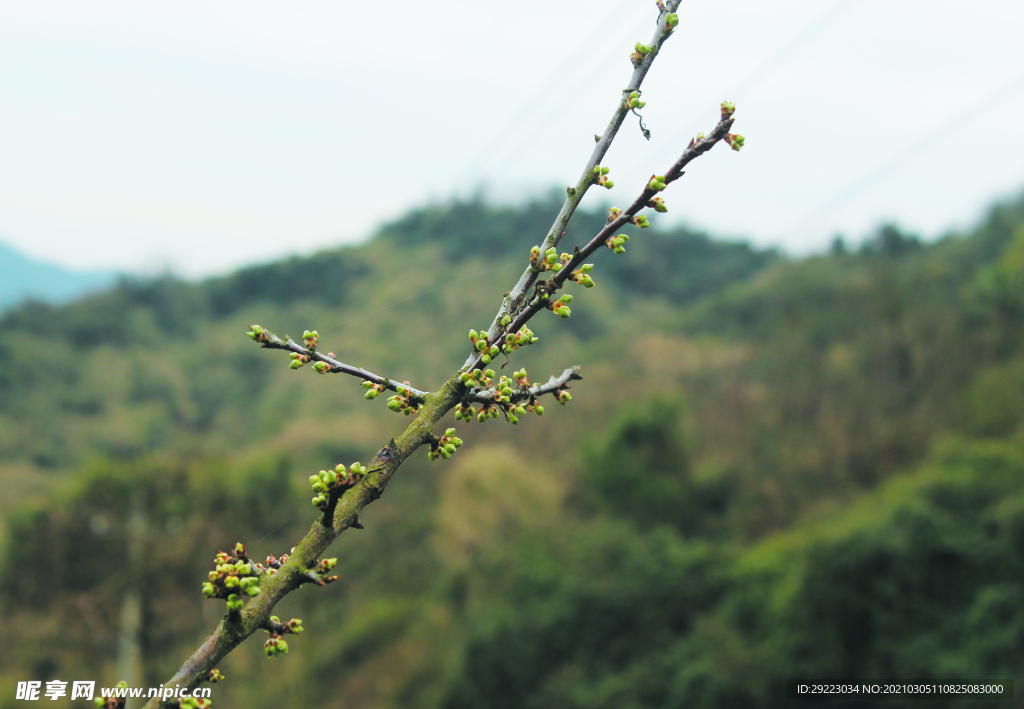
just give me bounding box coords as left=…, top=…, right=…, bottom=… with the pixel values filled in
left=462, top=0, right=684, bottom=370
left=141, top=379, right=463, bottom=709
left=144, top=4, right=744, bottom=702
left=464, top=109, right=737, bottom=373
left=464, top=366, right=583, bottom=405
left=255, top=329, right=429, bottom=401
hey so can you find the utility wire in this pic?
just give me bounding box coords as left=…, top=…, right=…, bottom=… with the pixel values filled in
left=781, top=68, right=1024, bottom=240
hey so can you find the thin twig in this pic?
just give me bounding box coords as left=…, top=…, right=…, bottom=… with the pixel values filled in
left=261, top=333, right=429, bottom=401
left=462, top=0, right=684, bottom=370
left=464, top=366, right=583, bottom=405
left=464, top=111, right=735, bottom=373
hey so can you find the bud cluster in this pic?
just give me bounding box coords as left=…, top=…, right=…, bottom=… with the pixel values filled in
left=361, top=379, right=385, bottom=399
left=459, top=367, right=495, bottom=390
left=387, top=384, right=423, bottom=415
left=307, top=557, right=340, bottom=587
left=94, top=683, right=127, bottom=709
left=247, top=324, right=271, bottom=344
left=569, top=264, right=595, bottom=288
left=546, top=293, right=573, bottom=319
left=648, top=197, right=668, bottom=213
left=262, top=553, right=288, bottom=574
left=207, top=669, right=225, bottom=683
left=179, top=698, right=211, bottom=709
left=201, top=543, right=260, bottom=611
left=625, top=90, right=646, bottom=110
left=721, top=100, right=736, bottom=119
left=608, top=207, right=622, bottom=222
left=499, top=319, right=539, bottom=354
left=606, top=235, right=630, bottom=254
left=665, top=12, right=679, bottom=30
left=591, top=164, right=614, bottom=189
left=427, top=428, right=464, bottom=460
left=725, top=133, right=745, bottom=151
left=556, top=388, right=573, bottom=405
left=632, top=214, right=650, bottom=228
left=301, top=330, right=319, bottom=350
left=468, top=329, right=501, bottom=364
left=630, top=43, right=652, bottom=67
left=310, top=462, right=369, bottom=510
left=289, top=352, right=310, bottom=370
left=530, top=245, right=571, bottom=274
left=647, top=175, right=667, bottom=192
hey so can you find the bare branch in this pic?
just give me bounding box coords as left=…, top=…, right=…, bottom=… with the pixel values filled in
left=464, top=366, right=583, bottom=405
left=463, top=0, right=684, bottom=369
left=464, top=109, right=737, bottom=373
left=256, top=329, right=429, bottom=401
left=141, top=380, right=463, bottom=709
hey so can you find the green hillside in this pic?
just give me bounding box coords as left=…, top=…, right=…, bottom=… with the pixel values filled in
left=2, top=190, right=1023, bottom=708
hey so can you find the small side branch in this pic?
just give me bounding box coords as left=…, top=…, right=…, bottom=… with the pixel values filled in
left=464, top=366, right=582, bottom=405
left=462, top=0, right=684, bottom=370
left=463, top=109, right=736, bottom=374
left=251, top=327, right=429, bottom=401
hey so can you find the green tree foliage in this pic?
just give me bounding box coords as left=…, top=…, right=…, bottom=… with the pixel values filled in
left=2, top=190, right=1024, bottom=707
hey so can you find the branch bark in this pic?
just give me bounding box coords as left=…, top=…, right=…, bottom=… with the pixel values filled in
left=260, top=332, right=429, bottom=400
left=141, top=379, right=463, bottom=708
left=461, top=0, right=684, bottom=370
left=464, top=110, right=736, bottom=373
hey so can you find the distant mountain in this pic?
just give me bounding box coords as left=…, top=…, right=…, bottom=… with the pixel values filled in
left=0, top=239, right=115, bottom=312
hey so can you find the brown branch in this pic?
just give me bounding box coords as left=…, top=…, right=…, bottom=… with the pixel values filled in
left=259, top=331, right=429, bottom=401
left=464, top=109, right=736, bottom=373
left=141, top=379, right=463, bottom=709
left=461, top=0, right=685, bottom=370
left=464, top=366, right=583, bottom=405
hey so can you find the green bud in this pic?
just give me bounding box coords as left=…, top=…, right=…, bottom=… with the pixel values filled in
left=202, top=583, right=216, bottom=597
left=445, top=427, right=456, bottom=436
left=451, top=437, right=463, bottom=447
left=289, top=359, right=303, bottom=369
left=604, top=180, right=614, bottom=189
left=666, top=12, right=679, bottom=27
left=364, top=390, right=378, bottom=400
left=500, top=315, right=511, bottom=326
left=444, top=444, right=456, bottom=455
left=559, top=294, right=573, bottom=303
left=580, top=263, right=594, bottom=273
left=469, top=329, right=478, bottom=341
left=427, top=450, right=436, bottom=461
left=481, top=354, right=492, bottom=364
left=246, top=586, right=260, bottom=597
left=361, top=380, right=373, bottom=389
left=440, top=448, right=451, bottom=459
left=559, top=307, right=571, bottom=319
left=630, top=90, right=640, bottom=98
left=550, top=263, right=562, bottom=272
left=485, top=369, right=495, bottom=377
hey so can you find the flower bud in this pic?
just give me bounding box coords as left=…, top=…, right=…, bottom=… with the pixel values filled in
left=289, top=359, right=303, bottom=370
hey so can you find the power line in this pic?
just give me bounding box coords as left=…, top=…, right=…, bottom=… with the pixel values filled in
left=781, top=68, right=1024, bottom=240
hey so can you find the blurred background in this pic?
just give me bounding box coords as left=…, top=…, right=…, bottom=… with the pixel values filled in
left=1, top=1, right=1024, bottom=707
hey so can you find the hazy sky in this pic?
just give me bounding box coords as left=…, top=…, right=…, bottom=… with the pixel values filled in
left=1, top=0, right=1022, bottom=276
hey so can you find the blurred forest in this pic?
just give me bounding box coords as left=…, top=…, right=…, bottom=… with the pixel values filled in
left=2, top=188, right=1024, bottom=708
